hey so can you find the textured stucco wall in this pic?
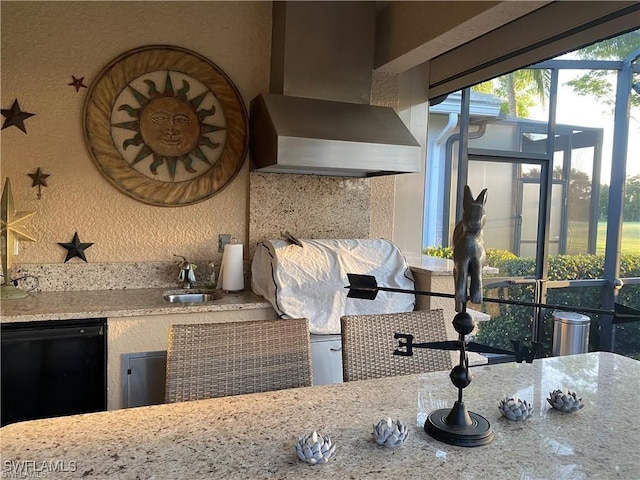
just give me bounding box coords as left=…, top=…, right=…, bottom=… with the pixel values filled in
left=1, top=1, right=398, bottom=273
left=1, top=1, right=272, bottom=264
left=370, top=71, right=400, bottom=241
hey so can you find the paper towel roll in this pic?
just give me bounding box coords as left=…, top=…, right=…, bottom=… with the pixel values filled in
left=217, top=243, right=244, bottom=292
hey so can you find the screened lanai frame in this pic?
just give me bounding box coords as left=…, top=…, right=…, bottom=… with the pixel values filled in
left=442, top=119, right=604, bottom=256
left=451, top=45, right=640, bottom=352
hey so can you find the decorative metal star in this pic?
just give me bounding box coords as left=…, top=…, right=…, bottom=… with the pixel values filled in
left=1, top=99, right=35, bottom=134
left=27, top=168, right=50, bottom=199
left=1, top=178, right=36, bottom=277
left=58, top=232, right=93, bottom=263
left=68, top=76, right=88, bottom=93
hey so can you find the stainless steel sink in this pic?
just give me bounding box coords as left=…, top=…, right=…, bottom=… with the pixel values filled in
left=163, top=289, right=223, bottom=303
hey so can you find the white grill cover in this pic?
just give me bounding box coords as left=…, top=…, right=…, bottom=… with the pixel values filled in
left=251, top=239, right=415, bottom=334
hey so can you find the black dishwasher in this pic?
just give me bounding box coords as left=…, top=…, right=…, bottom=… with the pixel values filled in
left=1, top=318, right=107, bottom=426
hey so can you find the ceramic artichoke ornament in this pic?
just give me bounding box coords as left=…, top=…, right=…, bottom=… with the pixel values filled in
left=372, top=417, right=409, bottom=448
left=547, top=388, right=584, bottom=412
left=295, top=431, right=336, bottom=465
left=498, top=396, right=533, bottom=421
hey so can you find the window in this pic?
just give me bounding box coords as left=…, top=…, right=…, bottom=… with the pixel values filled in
left=422, top=30, right=640, bottom=359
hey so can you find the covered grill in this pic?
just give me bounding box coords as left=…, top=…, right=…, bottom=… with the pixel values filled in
left=251, top=238, right=415, bottom=384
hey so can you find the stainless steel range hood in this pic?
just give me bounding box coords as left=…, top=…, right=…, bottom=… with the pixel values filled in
left=250, top=2, right=421, bottom=177
left=250, top=93, right=420, bottom=177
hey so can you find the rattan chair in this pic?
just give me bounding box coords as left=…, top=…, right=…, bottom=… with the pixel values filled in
left=340, top=309, right=452, bottom=382
left=165, top=318, right=312, bottom=403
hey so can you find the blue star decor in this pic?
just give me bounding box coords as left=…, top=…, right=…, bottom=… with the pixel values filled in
left=58, top=232, right=93, bottom=263
left=1, top=99, right=35, bottom=134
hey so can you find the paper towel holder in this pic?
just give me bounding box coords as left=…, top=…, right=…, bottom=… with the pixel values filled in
left=218, top=241, right=245, bottom=293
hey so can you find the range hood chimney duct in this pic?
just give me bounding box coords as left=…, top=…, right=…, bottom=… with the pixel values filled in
left=250, top=1, right=421, bottom=177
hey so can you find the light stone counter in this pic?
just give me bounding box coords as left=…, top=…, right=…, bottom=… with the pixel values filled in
left=2, top=352, right=637, bottom=479
left=406, top=253, right=458, bottom=276
left=405, top=253, right=499, bottom=277
left=0, top=289, right=278, bottom=410
left=0, top=288, right=272, bottom=323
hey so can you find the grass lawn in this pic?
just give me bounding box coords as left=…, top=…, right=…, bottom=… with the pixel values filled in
left=596, top=221, right=640, bottom=254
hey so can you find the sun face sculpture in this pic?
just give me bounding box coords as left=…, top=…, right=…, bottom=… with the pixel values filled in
left=84, top=46, right=248, bottom=206
left=112, top=71, right=227, bottom=182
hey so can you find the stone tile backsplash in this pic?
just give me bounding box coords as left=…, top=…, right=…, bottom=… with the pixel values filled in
left=11, top=260, right=250, bottom=292
left=248, top=172, right=371, bottom=256
left=10, top=173, right=379, bottom=292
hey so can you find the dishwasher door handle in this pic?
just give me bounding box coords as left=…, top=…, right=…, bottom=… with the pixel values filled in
left=1, top=325, right=104, bottom=342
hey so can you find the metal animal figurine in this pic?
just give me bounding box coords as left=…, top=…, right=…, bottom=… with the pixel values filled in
left=453, top=186, right=488, bottom=312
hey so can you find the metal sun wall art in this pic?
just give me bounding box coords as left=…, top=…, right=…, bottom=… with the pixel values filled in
left=83, top=45, right=248, bottom=207
left=346, top=184, right=640, bottom=448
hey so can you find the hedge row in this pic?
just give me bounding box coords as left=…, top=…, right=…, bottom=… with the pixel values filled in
left=423, top=247, right=640, bottom=358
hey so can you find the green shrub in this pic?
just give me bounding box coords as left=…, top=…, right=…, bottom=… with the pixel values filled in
left=424, top=246, right=453, bottom=259
left=473, top=252, right=640, bottom=359
left=423, top=247, right=518, bottom=271
left=422, top=248, right=640, bottom=358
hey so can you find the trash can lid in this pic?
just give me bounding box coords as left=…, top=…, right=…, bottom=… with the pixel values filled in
left=552, top=311, right=590, bottom=324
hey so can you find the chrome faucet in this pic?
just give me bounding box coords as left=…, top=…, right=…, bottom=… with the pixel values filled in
left=174, top=255, right=197, bottom=289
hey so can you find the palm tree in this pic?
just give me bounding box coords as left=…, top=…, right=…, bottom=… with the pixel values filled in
left=474, top=69, right=550, bottom=117
left=474, top=29, right=640, bottom=116
left=566, top=29, right=640, bottom=110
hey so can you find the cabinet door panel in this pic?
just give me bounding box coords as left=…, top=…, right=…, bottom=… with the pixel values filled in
left=310, top=337, right=343, bottom=385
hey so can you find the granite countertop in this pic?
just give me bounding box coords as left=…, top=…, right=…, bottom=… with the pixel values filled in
left=406, top=254, right=499, bottom=276
left=2, top=256, right=491, bottom=324
left=0, top=288, right=272, bottom=323
left=1, top=352, right=637, bottom=479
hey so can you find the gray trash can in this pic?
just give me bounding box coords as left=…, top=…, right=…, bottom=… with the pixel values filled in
left=552, top=311, right=590, bottom=356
